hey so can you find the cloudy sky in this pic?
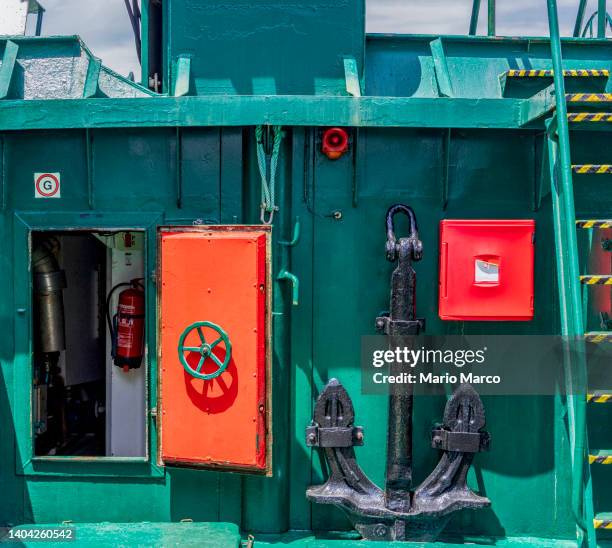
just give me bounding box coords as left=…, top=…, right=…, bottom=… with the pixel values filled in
left=38, top=0, right=600, bottom=78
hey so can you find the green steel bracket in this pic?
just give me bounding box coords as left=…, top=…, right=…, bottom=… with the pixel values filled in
left=545, top=112, right=558, bottom=137
left=352, top=127, right=364, bottom=208
left=441, top=128, right=451, bottom=210
left=343, top=57, right=361, bottom=97
left=86, top=128, right=94, bottom=209
left=172, top=55, right=194, bottom=97
left=0, top=41, right=19, bottom=100
left=83, top=56, right=102, bottom=99
left=520, top=84, right=557, bottom=127
left=279, top=217, right=300, bottom=247
left=278, top=269, right=299, bottom=306
left=534, top=131, right=548, bottom=211
left=0, top=137, right=4, bottom=211
left=176, top=128, right=183, bottom=208
left=430, top=38, right=455, bottom=98
left=498, top=72, right=508, bottom=96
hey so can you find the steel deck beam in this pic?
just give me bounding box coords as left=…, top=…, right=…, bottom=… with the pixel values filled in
left=0, top=96, right=539, bottom=130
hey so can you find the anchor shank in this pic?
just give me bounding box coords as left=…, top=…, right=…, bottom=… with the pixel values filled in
left=385, top=372, right=413, bottom=511
left=384, top=238, right=419, bottom=512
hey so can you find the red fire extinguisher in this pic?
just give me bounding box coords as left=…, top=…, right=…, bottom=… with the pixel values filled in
left=106, top=279, right=145, bottom=372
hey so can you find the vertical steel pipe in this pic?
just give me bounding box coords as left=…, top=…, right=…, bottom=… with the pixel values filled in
left=598, top=0, right=607, bottom=37
left=488, top=0, right=496, bottom=36
left=469, top=0, right=482, bottom=35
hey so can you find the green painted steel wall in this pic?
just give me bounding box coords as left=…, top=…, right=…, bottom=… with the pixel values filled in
left=3, top=5, right=612, bottom=540
left=165, top=0, right=365, bottom=96
left=0, top=124, right=596, bottom=543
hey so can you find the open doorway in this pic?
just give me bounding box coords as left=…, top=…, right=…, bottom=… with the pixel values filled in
left=31, top=230, right=147, bottom=458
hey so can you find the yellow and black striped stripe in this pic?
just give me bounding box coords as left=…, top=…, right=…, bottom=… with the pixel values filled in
left=566, top=93, right=612, bottom=102
left=585, top=332, right=612, bottom=343
left=506, top=69, right=609, bottom=77
left=572, top=164, right=612, bottom=174
left=580, top=275, right=612, bottom=285
left=589, top=452, right=612, bottom=465
left=568, top=112, right=612, bottom=122
left=587, top=392, right=612, bottom=403
left=576, top=220, right=612, bottom=228
left=594, top=515, right=612, bottom=529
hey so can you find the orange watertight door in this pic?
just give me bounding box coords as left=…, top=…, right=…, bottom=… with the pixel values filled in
left=158, top=226, right=271, bottom=473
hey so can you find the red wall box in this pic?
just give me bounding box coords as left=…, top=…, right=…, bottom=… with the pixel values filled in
left=439, top=219, right=535, bottom=321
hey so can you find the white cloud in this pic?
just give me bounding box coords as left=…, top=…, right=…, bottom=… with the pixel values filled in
left=366, top=0, right=597, bottom=36
left=40, top=0, right=139, bottom=77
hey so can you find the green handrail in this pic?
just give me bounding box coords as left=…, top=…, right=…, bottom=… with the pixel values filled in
left=469, top=0, right=495, bottom=36
left=574, top=0, right=588, bottom=36
left=579, top=9, right=612, bottom=37
left=546, top=1, right=594, bottom=546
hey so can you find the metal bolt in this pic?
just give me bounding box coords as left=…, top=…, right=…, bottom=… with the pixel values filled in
left=332, top=210, right=342, bottom=220
left=356, top=431, right=364, bottom=441
left=373, top=525, right=387, bottom=537
left=308, top=433, right=316, bottom=443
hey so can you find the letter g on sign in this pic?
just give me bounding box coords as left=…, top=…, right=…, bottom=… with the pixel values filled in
left=34, top=173, right=61, bottom=199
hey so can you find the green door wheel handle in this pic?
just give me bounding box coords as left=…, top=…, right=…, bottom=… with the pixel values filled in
left=177, top=321, right=232, bottom=380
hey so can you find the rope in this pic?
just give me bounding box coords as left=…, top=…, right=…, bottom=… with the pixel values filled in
left=256, top=125, right=283, bottom=224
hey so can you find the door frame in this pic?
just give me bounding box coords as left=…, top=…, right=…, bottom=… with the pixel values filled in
left=13, top=211, right=164, bottom=478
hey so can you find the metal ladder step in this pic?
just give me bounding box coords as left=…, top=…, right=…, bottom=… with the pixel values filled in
left=588, top=391, right=612, bottom=402
left=580, top=275, right=612, bottom=285
left=589, top=450, right=612, bottom=464
left=576, top=220, right=612, bottom=228
left=572, top=164, right=612, bottom=174
left=568, top=112, right=612, bottom=123
left=584, top=331, right=612, bottom=343
left=566, top=93, right=612, bottom=103
left=594, top=513, right=612, bottom=529
left=507, top=69, right=609, bottom=78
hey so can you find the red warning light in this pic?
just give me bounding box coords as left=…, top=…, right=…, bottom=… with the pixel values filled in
left=322, top=128, right=349, bottom=160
